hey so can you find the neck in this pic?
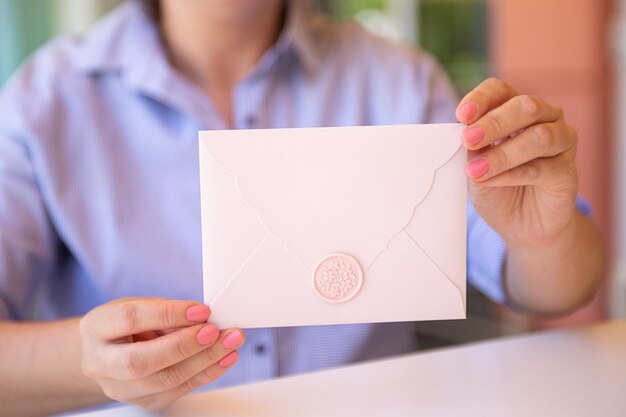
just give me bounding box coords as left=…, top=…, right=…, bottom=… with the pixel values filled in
left=159, top=1, right=284, bottom=90
left=158, top=1, right=284, bottom=126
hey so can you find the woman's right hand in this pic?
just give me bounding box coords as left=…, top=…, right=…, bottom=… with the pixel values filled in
left=79, top=298, right=245, bottom=411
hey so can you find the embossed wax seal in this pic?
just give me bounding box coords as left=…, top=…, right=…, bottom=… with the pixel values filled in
left=312, top=253, right=364, bottom=303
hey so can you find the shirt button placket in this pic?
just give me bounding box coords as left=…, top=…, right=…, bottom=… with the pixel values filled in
left=245, top=114, right=257, bottom=128
left=233, top=78, right=264, bottom=129
left=255, top=329, right=276, bottom=378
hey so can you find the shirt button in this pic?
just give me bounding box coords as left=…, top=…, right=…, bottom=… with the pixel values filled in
left=255, top=344, right=266, bottom=355
left=245, top=115, right=256, bottom=127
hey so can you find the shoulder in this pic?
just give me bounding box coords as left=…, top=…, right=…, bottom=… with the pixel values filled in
left=0, top=35, right=79, bottom=141
left=0, top=2, right=140, bottom=134
left=322, top=19, right=446, bottom=84
left=313, top=18, right=458, bottom=123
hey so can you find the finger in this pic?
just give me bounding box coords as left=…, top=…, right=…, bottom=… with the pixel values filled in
left=86, top=299, right=211, bottom=340
left=104, top=323, right=223, bottom=380
left=462, top=94, right=564, bottom=150
left=119, top=327, right=244, bottom=383
left=98, top=329, right=245, bottom=402
left=456, top=78, right=520, bottom=124
left=471, top=157, right=576, bottom=188
left=140, top=330, right=244, bottom=390
left=466, top=122, right=574, bottom=182
left=133, top=351, right=239, bottom=412
left=111, top=332, right=243, bottom=401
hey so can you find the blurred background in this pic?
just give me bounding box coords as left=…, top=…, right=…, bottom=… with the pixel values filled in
left=0, top=0, right=623, bottom=346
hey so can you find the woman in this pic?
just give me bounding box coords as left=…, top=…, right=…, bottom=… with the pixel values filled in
left=0, top=0, right=603, bottom=415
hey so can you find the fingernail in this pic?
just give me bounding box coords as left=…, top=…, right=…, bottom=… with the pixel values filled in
left=463, top=127, right=484, bottom=146
left=219, top=351, right=238, bottom=367
left=466, top=158, right=491, bottom=179
left=186, top=305, right=210, bottom=322
left=197, top=324, right=219, bottom=345
left=222, top=330, right=244, bottom=349
left=457, top=102, right=477, bottom=122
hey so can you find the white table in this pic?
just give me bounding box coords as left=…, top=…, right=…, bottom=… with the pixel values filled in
left=71, top=320, right=626, bottom=417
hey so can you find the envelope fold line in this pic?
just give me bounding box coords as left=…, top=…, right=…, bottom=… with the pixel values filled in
left=202, top=143, right=311, bottom=274
left=209, top=233, right=271, bottom=304
left=402, top=230, right=466, bottom=311
left=364, top=145, right=462, bottom=272
left=234, top=177, right=310, bottom=273
left=399, top=145, right=463, bottom=234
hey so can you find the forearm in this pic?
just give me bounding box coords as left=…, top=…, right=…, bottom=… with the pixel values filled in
left=0, top=318, right=109, bottom=417
left=503, top=211, right=604, bottom=316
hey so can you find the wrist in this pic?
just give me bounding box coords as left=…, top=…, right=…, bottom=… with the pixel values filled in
left=503, top=208, right=581, bottom=254
left=502, top=210, right=602, bottom=316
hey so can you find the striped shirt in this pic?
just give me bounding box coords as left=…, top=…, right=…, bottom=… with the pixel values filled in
left=0, top=0, right=588, bottom=402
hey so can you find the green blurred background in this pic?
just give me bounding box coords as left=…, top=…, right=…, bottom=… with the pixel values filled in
left=0, top=0, right=488, bottom=94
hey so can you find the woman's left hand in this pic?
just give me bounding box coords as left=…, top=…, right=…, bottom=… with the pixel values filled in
left=456, top=77, right=579, bottom=248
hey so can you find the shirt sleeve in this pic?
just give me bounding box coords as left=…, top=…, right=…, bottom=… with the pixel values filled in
left=0, top=66, right=59, bottom=320
left=466, top=201, right=508, bottom=303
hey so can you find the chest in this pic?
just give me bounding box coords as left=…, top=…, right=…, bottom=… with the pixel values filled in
left=33, top=69, right=424, bottom=298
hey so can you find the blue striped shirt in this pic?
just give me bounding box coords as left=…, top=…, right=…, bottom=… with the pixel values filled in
left=0, top=1, right=589, bottom=396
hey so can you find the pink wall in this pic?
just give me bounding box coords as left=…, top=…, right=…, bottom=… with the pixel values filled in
left=489, top=0, right=612, bottom=324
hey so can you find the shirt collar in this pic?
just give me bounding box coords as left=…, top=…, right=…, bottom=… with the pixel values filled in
left=76, top=0, right=328, bottom=77
left=282, top=0, right=328, bottom=75
left=76, top=1, right=158, bottom=74
left=75, top=1, right=329, bottom=127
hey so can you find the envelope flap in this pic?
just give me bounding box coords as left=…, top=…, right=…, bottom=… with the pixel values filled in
left=200, top=124, right=464, bottom=270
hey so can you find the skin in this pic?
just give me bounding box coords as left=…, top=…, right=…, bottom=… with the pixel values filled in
left=0, top=1, right=604, bottom=416
left=160, top=0, right=284, bottom=126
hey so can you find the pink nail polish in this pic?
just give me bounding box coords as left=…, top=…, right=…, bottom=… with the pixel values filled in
left=222, top=331, right=244, bottom=349
left=197, top=324, right=219, bottom=345
left=467, top=158, right=490, bottom=179
left=186, top=304, right=210, bottom=322
left=219, top=351, right=238, bottom=367
left=457, top=102, right=477, bottom=122
left=463, top=127, right=484, bottom=146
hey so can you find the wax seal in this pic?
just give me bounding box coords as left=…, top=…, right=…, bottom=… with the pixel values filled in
left=312, top=253, right=364, bottom=303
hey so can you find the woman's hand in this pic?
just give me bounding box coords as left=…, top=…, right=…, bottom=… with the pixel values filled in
left=457, top=78, right=604, bottom=315
left=456, top=77, right=579, bottom=248
left=79, top=298, right=244, bottom=411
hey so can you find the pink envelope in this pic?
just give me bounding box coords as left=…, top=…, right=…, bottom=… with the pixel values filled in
left=199, top=124, right=467, bottom=329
